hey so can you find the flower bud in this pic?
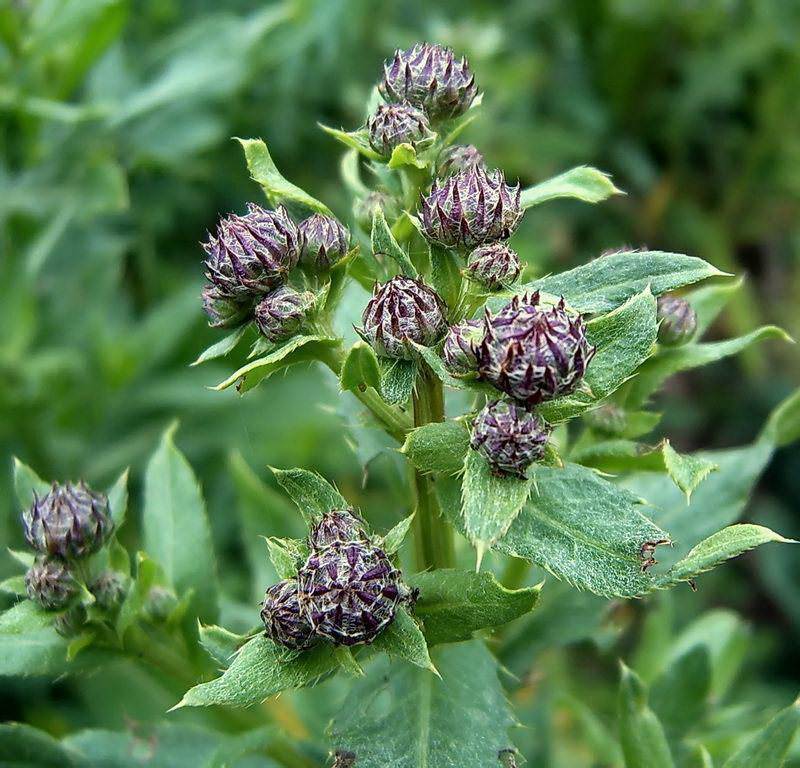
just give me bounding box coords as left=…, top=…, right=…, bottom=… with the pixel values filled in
left=584, top=404, right=628, bottom=437
left=203, top=204, right=300, bottom=298
left=380, top=43, right=478, bottom=120
left=261, top=579, right=317, bottom=651
left=54, top=605, right=87, bottom=638
left=471, top=400, right=549, bottom=477
left=437, top=143, right=484, bottom=177
left=657, top=295, right=697, bottom=346
left=25, top=557, right=78, bottom=610
left=254, top=286, right=315, bottom=343
left=354, top=191, right=397, bottom=233
left=477, top=293, right=595, bottom=406
left=89, top=571, right=128, bottom=611
left=442, top=319, right=483, bottom=375
left=420, top=168, right=523, bottom=249
left=298, top=541, right=407, bottom=646
left=298, top=214, right=350, bottom=271
left=22, top=481, right=113, bottom=560
left=465, top=242, right=521, bottom=290
left=201, top=286, right=252, bottom=329
left=368, top=102, right=432, bottom=157
left=360, top=276, right=446, bottom=359
left=144, top=586, right=179, bottom=622
left=308, top=510, right=368, bottom=552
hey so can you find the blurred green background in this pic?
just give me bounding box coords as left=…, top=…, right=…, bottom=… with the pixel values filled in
left=1, top=0, right=799, bottom=758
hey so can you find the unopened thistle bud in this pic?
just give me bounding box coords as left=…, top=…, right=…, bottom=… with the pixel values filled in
left=657, top=295, right=697, bottom=346
left=368, top=103, right=432, bottom=157
left=360, top=276, right=446, bottom=359
left=298, top=214, right=350, bottom=271
left=442, top=319, right=483, bottom=375
left=420, top=168, right=523, bottom=249
left=22, top=481, right=113, bottom=560
left=437, top=143, right=484, bottom=177
left=465, top=242, right=521, bottom=290
left=308, top=510, right=368, bottom=552
left=144, top=586, right=179, bottom=622
left=380, top=43, right=479, bottom=120
left=254, top=286, right=315, bottom=343
left=261, top=579, right=317, bottom=651
left=584, top=404, right=628, bottom=437
left=89, top=571, right=128, bottom=611
left=25, top=556, right=78, bottom=610
left=471, top=400, right=549, bottom=477
left=54, top=605, right=87, bottom=638
left=201, top=286, right=252, bottom=329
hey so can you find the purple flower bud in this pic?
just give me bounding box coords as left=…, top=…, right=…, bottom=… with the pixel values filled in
left=420, top=168, right=523, bottom=249
left=89, top=571, right=128, bottom=611
left=25, top=557, right=77, bottom=610
left=254, top=286, right=315, bottom=343
left=380, top=43, right=479, bottom=120
left=203, top=204, right=300, bottom=298
left=298, top=541, right=407, bottom=646
left=584, top=404, right=628, bottom=436
left=471, top=400, right=550, bottom=477
left=442, top=319, right=484, bottom=375
left=261, top=578, right=317, bottom=651
left=23, top=481, right=113, bottom=560
left=465, top=242, right=521, bottom=290
left=360, top=276, right=447, bottom=359
left=368, top=102, right=432, bottom=157
left=437, top=144, right=484, bottom=177
left=298, top=214, right=350, bottom=270
left=308, top=510, right=368, bottom=552
left=477, top=293, right=596, bottom=406
left=201, top=285, right=252, bottom=329
left=657, top=295, right=697, bottom=346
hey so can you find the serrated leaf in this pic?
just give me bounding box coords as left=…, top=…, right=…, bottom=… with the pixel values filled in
left=175, top=634, right=340, bottom=709
left=13, top=457, right=50, bottom=510
left=382, top=514, right=415, bottom=555
left=371, top=207, right=417, bottom=277
left=200, top=624, right=251, bottom=667
left=521, top=166, right=622, bottom=208
left=265, top=537, right=305, bottom=580
left=212, top=334, right=340, bottom=393
left=271, top=467, right=348, bottom=524
left=340, top=341, right=382, bottom=393
left=331, top=640, right=516, bottom=768
left=722, top=698, right=800, bottom=768
left=401, top=419, right=470, bottom=475
left=191, top=325, right=249, bottom=366
left=0, top=723, right=81, bottom=767
left=379, top=357, right=417, bottom=406
left=526, top=251, right=726, bottom=314
left=661, top=441, right=717, bottom=500
left=143, top=425, right=219, bottom=623
left=319, top=124, right=383, bottom=161
left=649, top=646, right=711, bottom=739
left=462, top=450, right=534, bottom=559
left=107, top=468, right=129, bottom=528
left=409, top=568, right=541, bottom=645
left=372, top=607, right=436, bottom=673
left=236, top=137, right=332, bottom=217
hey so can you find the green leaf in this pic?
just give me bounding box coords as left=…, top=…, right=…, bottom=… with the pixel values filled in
left=271, top=467, right=348, bottom=524
left=372, top=606, right=436, bottom=673
left=371, top=207, right=417, bottom=277
left=190, top=325, right=249, bottom=367
left=401, top=419, right=470, bottom=475
left=0, top=603, right=73, bottom=677
left=429, top=244, right=463, bottom=314
left=618, top=663, right=675, bottom=768
left=527, top=251, right=726, bottom=314
left=212, top=334, right=340, bottom=393
left=331, top=640, right=516, bottom=768
left=236, top=137, right=332, bottom=217
left=379, top=357, right=417, bottom=406
left=334, top=646, right=364, bottom=677
left=462, top=450, right=534, bottom=560
left=106, top=468, right=129, bottom=528
left=116, top=551, right=160, bottom=638
left=408, top=340, right=496, bottom=396
left=0, top=575, right=26, bottom=596
left=340, top=341, right=382, bottom=393
left=649, top=646, right=711, bottom=739
left=388, top=142, right=428, bottom=170
left=520, top=166, right=622, bottom=208
left=13, top=457, right=50, bottom=510
left=653, top=524, right=794, bottom=590
left=265, top=537, right=305, bottom=580
left=0, top=600, right=54, bottom=634
left=539, top=288, right=658, bottom=422
left=174, top=634, right=340, bottom=709
left=723, top=698, right=800, bottom=768
left=319, top=124, right=384, bottom=161
left=686, top=275, right=745, bottom=337
left=761, top=386, right=800, bottom=448
left=0, top=723, right=81, bottom=767
left=382, top=513, right=415, bottom=555
left=7, top=549, right=35, bottom=568
left=199, top=624, right=250, bottom=667
left=409, top=568, right=541, bottom=645
left=143, top=424, right=219, bottom=623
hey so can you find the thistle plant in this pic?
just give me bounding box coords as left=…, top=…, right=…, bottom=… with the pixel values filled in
left=4, top=42, right=799, bottom=768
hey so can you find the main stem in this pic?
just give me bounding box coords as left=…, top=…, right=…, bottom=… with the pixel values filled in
left=412, top=367, right=454, bottom=570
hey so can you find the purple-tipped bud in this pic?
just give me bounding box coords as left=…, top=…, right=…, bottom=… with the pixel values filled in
left=89, top=571, right=128, bottom=611
left=657, top=295, right=697, bottom=346
left=22, top=481, right=113, bottom=560
left=442, top=319, right=484, bottom=375
left=380, top=43, right=479, bottom=120
left=261, top=579, right=317, bottom=651
left=308, top=510, right=368, bottom=552
left=420, top=168, right=523, bottom=249
left=254, top=286, right=315, bottom=343
left=584, top=404, right=628, bottom=436
left=368, top=102, right=432, bottom=157
left=25, top=557, right=77, bottom=610
left=201, top=285, right=252, bottom=329
left=437, top=143, right=484, bottom=177
left=471, top=400, right=549, bottom=477
left=477, top=293, right=596, bottom=406
left=298, top=214, right=350, bottom=271
left=465, top=242, right=521, bottom=290
left=203, top=204, right=300, bottom=298
left=298, top=541, right=407, bottom=646
left=360, top=276, right=447, bottom=359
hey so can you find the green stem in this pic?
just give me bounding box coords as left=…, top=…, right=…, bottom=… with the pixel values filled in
left=412, top=368, right=454, bottom=570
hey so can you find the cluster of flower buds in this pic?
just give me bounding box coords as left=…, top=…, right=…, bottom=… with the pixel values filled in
left=657, top=294, right=697, bottom=346
left=201, top=203, right=350, bottom=340
left=261, top=509, right=413, bottom=649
